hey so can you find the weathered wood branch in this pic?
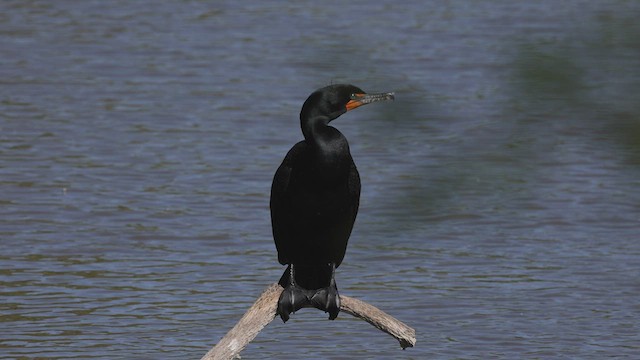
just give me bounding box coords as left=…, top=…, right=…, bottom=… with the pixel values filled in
left=200, top=283, right=416, bottom=360
left=339, top=292, right=416, bottom=350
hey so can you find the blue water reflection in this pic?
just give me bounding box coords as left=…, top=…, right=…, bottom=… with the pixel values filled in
left=1, top=1, right=639, bottom=359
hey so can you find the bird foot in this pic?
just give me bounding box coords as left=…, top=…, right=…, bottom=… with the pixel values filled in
left=277, top=284, right=310, bottom=322
left=310, top=284, right=341, bottom=320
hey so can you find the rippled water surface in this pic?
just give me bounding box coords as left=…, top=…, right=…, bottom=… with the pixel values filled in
left=2, top=1, right=640, bottom=359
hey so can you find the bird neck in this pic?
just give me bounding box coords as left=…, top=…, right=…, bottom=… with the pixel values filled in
left=300, top=115, right=352, bottom=178
left=301, top=115, right=327, bottom=144
left=301, top=115, right=347, bottom=149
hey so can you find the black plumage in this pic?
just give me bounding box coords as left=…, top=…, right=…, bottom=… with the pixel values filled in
left=270, top=84, right=394, bottom=322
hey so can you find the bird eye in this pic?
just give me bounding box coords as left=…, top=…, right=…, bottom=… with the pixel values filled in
left=350, top=93, right=356, bottom=99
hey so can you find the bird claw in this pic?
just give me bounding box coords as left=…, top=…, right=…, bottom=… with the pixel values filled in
left=277, top=285, right=309, bottom=322
left=310, top=285, right=341, bottom=320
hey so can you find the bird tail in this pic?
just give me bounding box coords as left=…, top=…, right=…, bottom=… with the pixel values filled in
left=278, top=265, right=291, bottom=287
left=278, top=264, right=332, bottom=290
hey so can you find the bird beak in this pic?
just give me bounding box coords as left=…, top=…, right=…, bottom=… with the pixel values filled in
left=346, top=92, right=395, bottom=111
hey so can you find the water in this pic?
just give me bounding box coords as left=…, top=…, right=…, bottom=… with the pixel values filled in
left=2, top=1, right=640, bottom=359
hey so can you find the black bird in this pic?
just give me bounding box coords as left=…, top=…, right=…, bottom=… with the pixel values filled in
left=270, top=84, right=394, bottom=322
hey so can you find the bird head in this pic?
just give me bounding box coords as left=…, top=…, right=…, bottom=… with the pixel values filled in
left=300, top=84, right=394, bottom=122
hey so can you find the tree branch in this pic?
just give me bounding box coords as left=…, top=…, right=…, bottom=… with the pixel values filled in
left=200, top=283, right=416, bottom=360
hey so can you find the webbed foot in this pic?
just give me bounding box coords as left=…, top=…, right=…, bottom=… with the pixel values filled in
left=310, top=283, right=340, bottom=320
left=310, top=262, right=340, bottom=320
left=277, top=283, right=309, bottom=322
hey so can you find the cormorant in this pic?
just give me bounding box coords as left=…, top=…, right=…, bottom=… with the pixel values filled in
left=270, top=84, right=394, bottom=322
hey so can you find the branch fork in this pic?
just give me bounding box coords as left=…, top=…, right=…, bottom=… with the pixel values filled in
left=200, top=283, right=416, bottom=360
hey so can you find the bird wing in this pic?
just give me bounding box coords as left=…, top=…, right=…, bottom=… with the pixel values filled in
left=270, top=141, right=308, bottom=265
left=348, top=161, right=361, bottom=225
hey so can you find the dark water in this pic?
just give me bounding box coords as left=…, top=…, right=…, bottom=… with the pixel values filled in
left=2, top=1, right=640, bottom=359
